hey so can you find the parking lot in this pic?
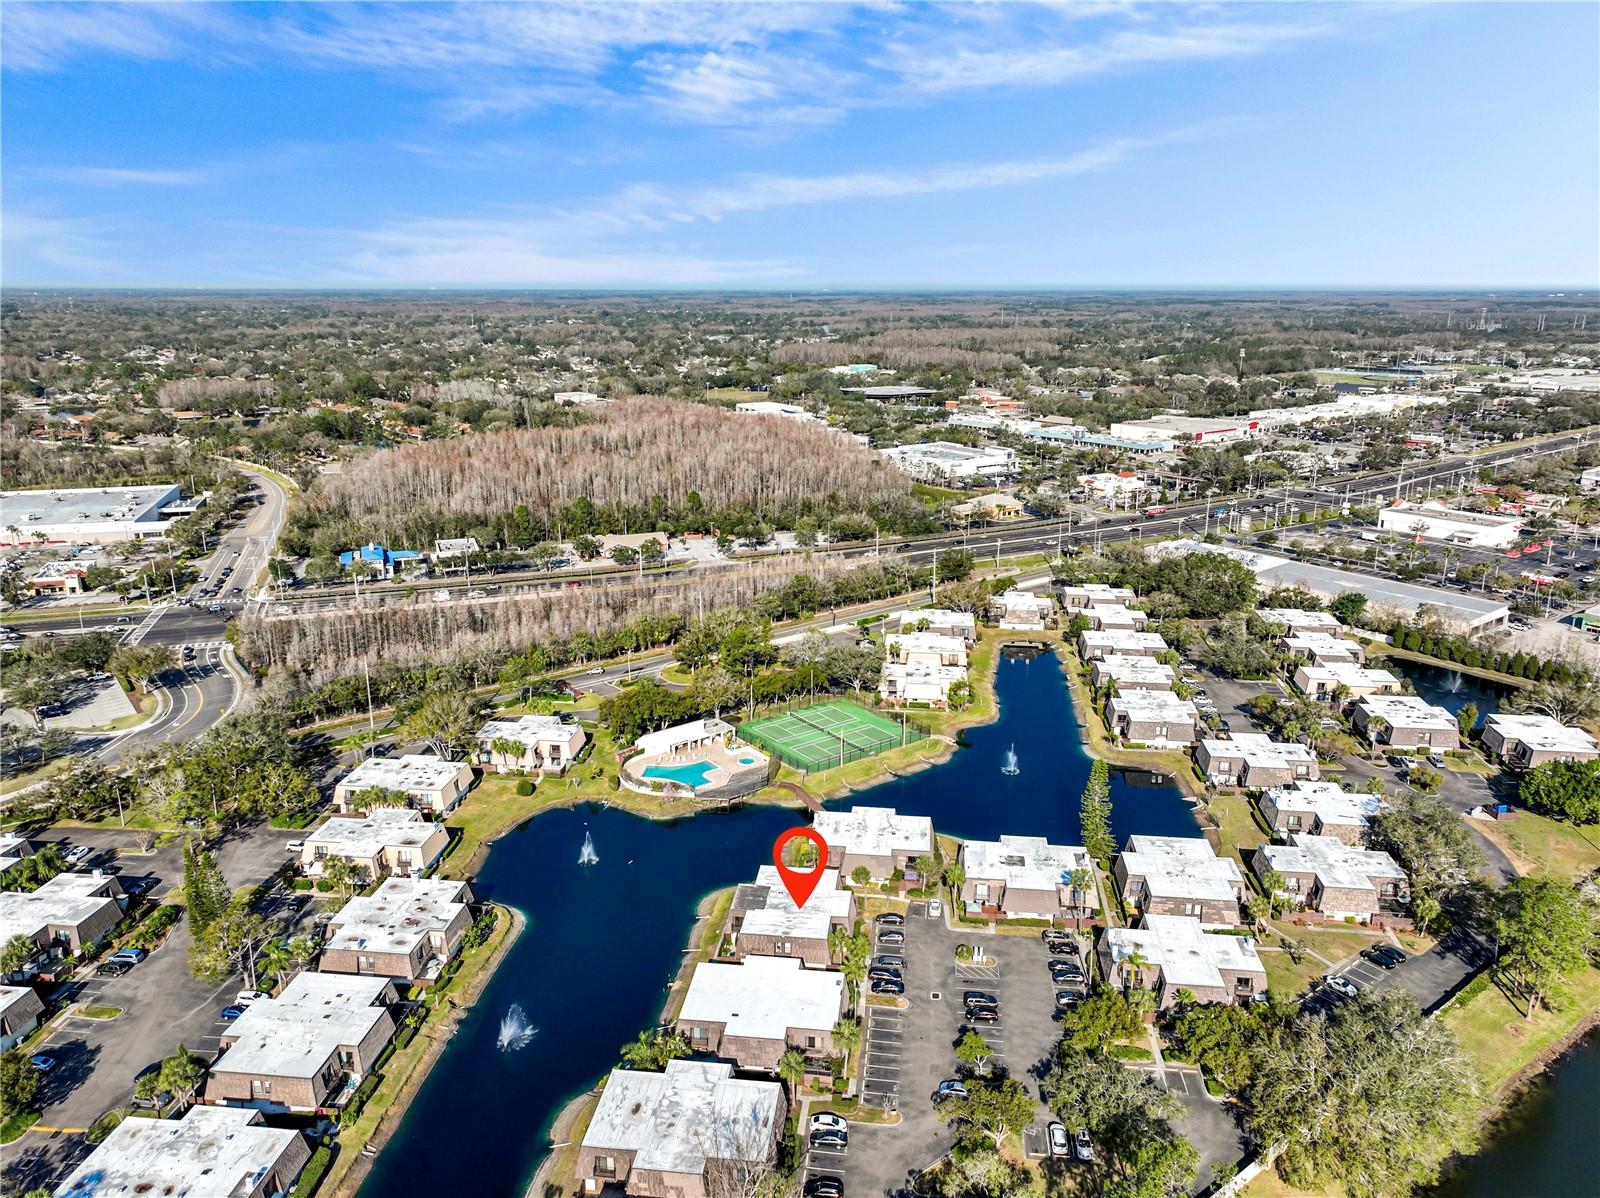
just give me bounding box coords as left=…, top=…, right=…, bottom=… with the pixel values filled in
left=804, top=904, right=1095, bottom=1196
left=1305, top=928, right=1488, bottom=1020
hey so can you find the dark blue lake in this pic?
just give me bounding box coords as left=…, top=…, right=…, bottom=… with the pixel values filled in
left=1390, top=659, right=1513, bottom=721
left=359, top=648, right=1197, bottom=1198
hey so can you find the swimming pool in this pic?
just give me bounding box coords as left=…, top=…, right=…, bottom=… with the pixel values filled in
left=641, top=760, right=715, bottom=788
left=737, top=756, right=758, bottom=765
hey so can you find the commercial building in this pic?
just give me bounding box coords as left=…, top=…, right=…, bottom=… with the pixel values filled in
left=1258, top=781, right=1387, bottom=845
left=1255, top=835, right=1409, bottom=922
left=1293, top=662, right=1403, bottom=702
left=577, top=1060, right=785, bottom=1198
left=958, top=835, right=1097, bottom=922
left=1105, top=690, right=1197, bottom=748
left=951, top=492, right=1024, bottom=521
left=1099, top=915, right=1267, bottom=1009
left=431, top=536, right=481, bottom=561
left=53, top=1107, right=310, bottom=1198
left=474, top=714, right=587, bottom=774
left=331, top=754, right=474, bottom=816
left=300, top=809, right=449, bottom=880
left=0, top=484, right=196, bottom=546
left=812, top=806, right=935, bottom=882
left=1481, top=714, right=1600, bottom=769
left=1582, top=465, right=1600, bottom=493
left=892, top=609, right=977, bottom=643
left=338, top=542, right=423, bottom=579
left=1377, top=500, right=1521, bottom=549
left=1090, top=655, right=1175, bottom=691
left=0, top=985, right=44, bottom=1052
left=320, top=877, right=474, bottom=986
left=735, top=400, right=820, bottom=423
left=1077, top=629, right=1167, bottom=661
left=880, top=441, right=1018, bottom=483
left=1196, top=734, right=1320, bottom=789
left=1112, top=836, right=1245, bottom=927
left=205, top=973, right=397, bottom=1112
left=843, top=385, right=938, bottom=402
left=990, top=588, right=1053, bottom=630
left=674, top=955, right=845, bottom=1073
left=1108, top=415, right=1260, bottom=444
left=727, top=866, right=854, bottom=968
left=26, top=564, right=89, bottom=595
left=1352, top=695, right=1460, bottom=750
left=0, top=872, right=125, bottom=970
left=1152, top=542, right=1511, bottom=631
left=1079, top=471, right=1149, bottom=502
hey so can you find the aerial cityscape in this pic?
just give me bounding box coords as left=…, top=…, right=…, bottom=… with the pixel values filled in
left=2, top=4, right=1598, bottom=1198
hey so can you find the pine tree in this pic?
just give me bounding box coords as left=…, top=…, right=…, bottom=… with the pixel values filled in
left=182, top=840, right=229, bottom=936
left=1079, top=760, right=1116, bottom=862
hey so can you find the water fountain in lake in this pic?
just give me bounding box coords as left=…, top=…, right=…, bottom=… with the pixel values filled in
left=1000, top=744, right=1020, bottom=776
left=498, top=1004, right=538, bottom=1052
left=578, top=830, right=599, bottom=866
left=1443, top=671, right=1465, bottom=694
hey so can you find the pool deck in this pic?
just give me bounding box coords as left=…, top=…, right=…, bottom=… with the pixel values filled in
left=622, top=740, right=770, bottom=796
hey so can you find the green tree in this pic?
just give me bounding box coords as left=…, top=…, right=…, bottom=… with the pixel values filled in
left=1518, top=758, right=1600, bottom=825
left=946, top=1149, right=1031, bottom=1198
left=0, top=1048, right=40, bottom=1121
left=188, top=900, right=271, bottom=985
left=831, top=1016, right=861, bottom=1062
left=1166, top=1002, right=1269, bottom=1092
left=1079, top=759, right=1115, bottom=861
left=0, top=934, right=38, bottom=977
left=619, top=1029, right=692, bottom=1071
left=1368, top=790, right=1484, bottom=906
left=1057, top=989, right=1142, bottom=1052
left=956, top=1029, right=992, bottom=1074
left=1455, top=701, right=1479, bottom=740
left=156, top=1043, right=208, bottom=1106
left=850, top=865, right=871, bottom=888
left=935, top=1076, right=1035, bottom=1148
left=1494, top=877, right=1598, bottom=1019
left=1246, top=990, right=1479, bottom=1198
left=1329, top=591, right=1368, bottom=626
left=181, top=840, right=230, bottom=937
left=398, top=690, right=481, bottom=759
left=777, top=1048, right=808, bottom=1098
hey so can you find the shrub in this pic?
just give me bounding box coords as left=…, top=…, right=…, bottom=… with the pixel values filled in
left=290, top=1145, right=334, bottom=1198
left=515, top=779, right=533, bottom=796
left=291, top=878, right=313, bottom=891
left=1106, top=1044, right=1153, bottom=1061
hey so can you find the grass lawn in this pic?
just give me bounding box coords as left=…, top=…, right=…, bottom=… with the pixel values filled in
left=1443, top=755, right=1498, bottom=776
left=1247, top=1170, right=1341, bottom=1198
left=0, top=756, right=70, bottom=797
left=78, top=1004, right=123, bottom=1019
left=1209, top=792, right=1270, bottom=862
left=0, top=1111, right=41, bottom=1144
left=1472, top=811, right=1600, bottom=882
left=783, top=737, right=950, bottom=800
left=1443, top=965, right=1600, bottom=1100
left=660, top=886, right=734, bottom=1023
left=1263, top=920, right=1430, bottom=970
left=1060, top=647, right=1200, bottom=792
left=1261, top=947, right=1327, bottom=1001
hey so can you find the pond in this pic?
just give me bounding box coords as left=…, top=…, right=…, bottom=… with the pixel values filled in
left=359, top=647, right=1198, bottom=1197
left=1433, top=1032, right=1600, bottom=1198
left=1389, top=659, right=1515, bottom=721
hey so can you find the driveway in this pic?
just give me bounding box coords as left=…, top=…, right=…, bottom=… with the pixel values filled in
left=1128, top=1061, right=1248, bottom=1191
left=1307, top=928, right=1490, bottom=1020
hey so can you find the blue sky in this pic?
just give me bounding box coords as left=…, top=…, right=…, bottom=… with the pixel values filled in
left=3, top=2, right=1596, bottom=288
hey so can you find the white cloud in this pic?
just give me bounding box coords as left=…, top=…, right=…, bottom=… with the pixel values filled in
left=1, top=211, right=122, bottom=275
left=637, top=49, right=849, bottom=129
left=40, top=166, right=210, bottom=187
left=0, top=3, right=237, bottom=72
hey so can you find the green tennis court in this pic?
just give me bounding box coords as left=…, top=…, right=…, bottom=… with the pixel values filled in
left=738, top=700, right=924, bottom=774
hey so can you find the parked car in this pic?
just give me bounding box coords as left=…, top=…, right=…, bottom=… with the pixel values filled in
left=809, top=1113, right=848, bottom=1135
left=63, top=845, right=95, bottom=866
left=867, top=967, right=902, bottom=983
left=1050, top=962, right=1085, bottom=983
left=876, top=930, right=905, bottom=947
left=1426, top=753, right=1446, bottom=768
left=586, top=666, right=605, bottom=675
left=809, top=1128, right=848, bottom=1149
left=927, top=899, right=943, bottom=919
left=875, top=912, right=905, bottom=928
left=870, top=978, right=904, bottom=996
left=284, top=840, right=305, bottom=854
left=1047, top=938, right=1078, bottom=956
left=1048, top=1122, right=1071, bottom=1158
left=1325, top=975, right=1359, bottom=1000
left=1073, top=1128, right=1095, bottom=1162
left=1055, top=990, right=1083, bottom=1009
left=109, top=948, right=147, bottom=965
left=120, top=877, right=156, bottom=896
left=871, top=955, right=906, bottom=970
left=96, top=961, right=132, bottom=977
left=932, top=1079, right=968, bottom=1102
left=1368, top=944, right=1408, bottom=967
left=805, top=1177, right=844, bottom=1198
left=129, top=1089, right=172, bottom=1111
left=219, top=1005, right=247, bottom=1021
left=236, top=990, right=269, bottom=1006
left=962, top=991, right=998, bottom=1008
left=965, top=1007, right=1000, bottom=1024
left=29, top=1055, right=56, bottom=1073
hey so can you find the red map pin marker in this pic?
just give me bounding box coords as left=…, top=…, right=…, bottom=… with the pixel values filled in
left=772, top=827, right=830, bottom=908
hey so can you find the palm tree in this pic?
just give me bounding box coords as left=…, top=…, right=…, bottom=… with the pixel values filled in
left=1120, top=947, right=1151, bottom=993
left=488, top=736, right=524, bottom=773
left=777, top=1048, right=808, bottom=1099
left=831, top=1016, right=861, bottom=1066
left=256, top=939, right=298, bottom=990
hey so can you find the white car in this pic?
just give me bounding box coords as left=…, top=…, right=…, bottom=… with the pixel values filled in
left=284, top=840, right=305, bottom=854
left=809, top=1113, right=848, bottom=1135
left=1073, top=1128, right=1095, bottom=1162
left=1325, top=975, right=1360, bottom=1000
left=235, top=990, right=269, bottom=1006
left=927, top=899, right=944, bottom=919
left=1047, top=1121, right=1071, bottom=1158
left=64, top=845, right=95, bottom=866
left=586, top=667, right=604, bottom=675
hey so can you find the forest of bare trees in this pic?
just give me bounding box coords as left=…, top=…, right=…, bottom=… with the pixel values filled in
left=309, top=397, right=912, bottom=545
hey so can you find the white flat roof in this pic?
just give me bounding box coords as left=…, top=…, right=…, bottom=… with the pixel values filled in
left=336, top=754, right=468, bottom=797
left=1109, top=691, right=1198, bottom=721
left=0, top=873, right=118, bottom=945
left=306, top=808, right=439, bottom=857
left=1120, top=836, right=1243, bottom=903
left=1298, top=663, right=1400, bottom=688
left=635, top=718, right=735, bottom=757
left=961, top=835, right=1091, bottom=894
left=887, top=631, right=967, bottom=656
left=54, top=1106, right=300, bottom=1198
left=883, top=441, right=1012, bottom=463
left=1105, top=914, right=1263, bottom=990
left=738, top=866, right=852, bottom=941
left=1080, top=630, right=1168, bottom=652
left=679, top=955, right=843, bottom=1040
left=893, top=609, right=976, bottom=633
left=1094, top=656, right=1175, bottom=684
left=1284, top=633, right=1359, bottom=655
left=1356, top=694, right=1457, bottom=729
left=1201, top=733, right=1316, bottom=768
left=1257, top=608, right=1341, bottom=630
left=1264, top=780, right=1387, bottom=829
left=324, top=877, right=470, bottom=958
left=813, top=806, right=933, bottom=858
left=1484, top=714, right=1600, bottom=754
left=476, top=714, right=584, bottom=749
left=214, top=973, right=391, bottom=1080
left=583, top=1059, right=782, bottom=1175
left=0, top=484, right=178, bottom=529
left=1260, top=834, right=1406, bottom=893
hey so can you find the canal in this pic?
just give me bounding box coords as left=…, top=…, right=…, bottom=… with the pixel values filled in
left=359, top=646, right=1199, bottom=1197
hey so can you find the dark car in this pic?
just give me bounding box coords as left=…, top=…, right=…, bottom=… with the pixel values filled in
left=1047, top=938, right=1078, bottom=956
left=1050, top=962, right=1085, bottom=982
left=96, top=960, right=132, bottom=977
left=809, top=1129, right=848, bottom=1149
left=870, top=978, right=905, bottom=996
left=875, top=912, right=905, bottom=928
left=219, top=1005, right=247, bottom=1021
left=867, top=966, right=902, bottom=983
left=1364, top=944, right=1407, bottom=968
left=121, top=877, right=156, bottom=896
left=806, top=1177, right=845, bottom=1198
left=963, top=991, right=999, bottom=1008
left=1055, top=990, right=1084, bottom=1009
left=872, top=954, right=906, bottom=970
left=965, top=1008, right=1000, bottom=1024
left=876, top=930, right=905, bottom=947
